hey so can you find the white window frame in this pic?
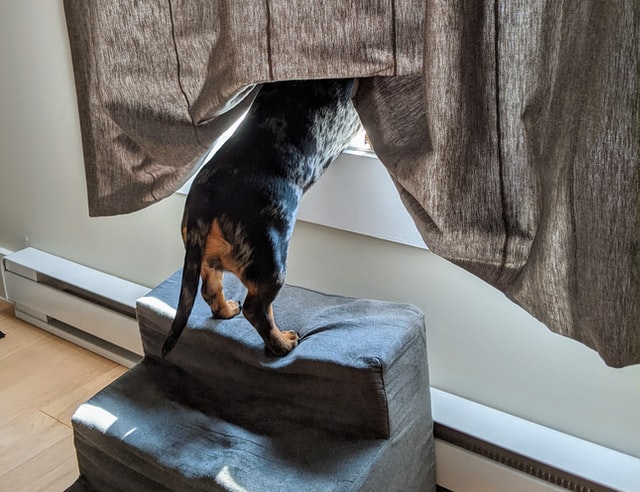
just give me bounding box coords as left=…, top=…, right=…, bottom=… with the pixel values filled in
left=297, top=149, right=426, bottom=250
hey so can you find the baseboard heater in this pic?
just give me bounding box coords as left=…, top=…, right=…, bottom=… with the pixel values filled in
left=1, top=247, right=148, bottom=367
left=431, top=390, right=639, bottom=492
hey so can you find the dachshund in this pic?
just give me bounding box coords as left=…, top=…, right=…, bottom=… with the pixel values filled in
left=161, top=79, right=360, bottom=358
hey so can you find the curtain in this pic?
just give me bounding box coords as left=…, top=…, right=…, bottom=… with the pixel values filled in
left=64, top=0, right=640, bottom=368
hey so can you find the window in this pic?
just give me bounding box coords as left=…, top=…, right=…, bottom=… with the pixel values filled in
left=298, top=144, right=426, bottom=250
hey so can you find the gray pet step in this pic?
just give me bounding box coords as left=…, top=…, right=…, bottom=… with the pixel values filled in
left=68, top=272, right=436, bottom=491
left=137, top=271, right=431, bottom=440
left=69, top=358, right=433, bottom=491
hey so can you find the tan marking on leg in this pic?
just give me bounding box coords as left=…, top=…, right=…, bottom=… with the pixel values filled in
left=199, top=219, right=244, bottom=318
left=200, top=265, right=240, bottom=319
left=203, top=220, right=245, bottom=278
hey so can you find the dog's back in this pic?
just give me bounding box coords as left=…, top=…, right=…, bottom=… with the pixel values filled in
left=162, top=79, right=360, bottom=357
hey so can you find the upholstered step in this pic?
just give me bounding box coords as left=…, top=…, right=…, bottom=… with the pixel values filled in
left=67, top=272, right=436, bottom=491
left=69, top=358, right=434, bottom=491
left=136, top=271, right=431, bottom=440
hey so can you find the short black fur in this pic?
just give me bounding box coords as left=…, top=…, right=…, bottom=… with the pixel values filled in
left=162, top=79, right=360, bottom=358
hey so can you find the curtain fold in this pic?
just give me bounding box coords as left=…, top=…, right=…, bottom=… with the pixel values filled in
left=354, top=2, right=640, bottom=367
left=64, top=0, right=639, bottom=367
left=63, top=0, right=424, bottom=214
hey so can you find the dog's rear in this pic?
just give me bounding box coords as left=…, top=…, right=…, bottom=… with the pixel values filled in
left=162, top=79, right=360, bottom=358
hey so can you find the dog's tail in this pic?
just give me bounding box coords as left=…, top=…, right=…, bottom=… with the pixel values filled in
left=161, top=232, right=203, bottom=358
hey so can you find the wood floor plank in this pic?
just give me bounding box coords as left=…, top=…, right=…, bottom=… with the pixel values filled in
left=0, top=433, right=79, bottom=492
left=42, top=364, right=127, bottom=427
left=0, top=305, right=127, bottom=489
left=0, top=309, right=48, bottom=361
left=0, top=409, right=72, bottom=474
left=0, top=323, right=124, bottom=428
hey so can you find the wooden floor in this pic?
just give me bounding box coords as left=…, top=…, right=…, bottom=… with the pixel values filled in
left=0, top=300, right=127, bottom=492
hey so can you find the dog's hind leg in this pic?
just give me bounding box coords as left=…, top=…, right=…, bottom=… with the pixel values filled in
left=243, top=284, right=298, bottom=356
left=200, top=264, right=241, bottom=319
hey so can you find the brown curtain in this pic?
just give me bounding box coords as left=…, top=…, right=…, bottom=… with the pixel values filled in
left=64, top=0, right=640, bottom=368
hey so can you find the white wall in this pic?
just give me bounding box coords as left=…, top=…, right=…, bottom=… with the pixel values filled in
left=1, top=0, right=638, bottom=458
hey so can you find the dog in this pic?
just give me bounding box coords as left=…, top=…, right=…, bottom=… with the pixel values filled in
left=161, top=79, right=360, bottom=358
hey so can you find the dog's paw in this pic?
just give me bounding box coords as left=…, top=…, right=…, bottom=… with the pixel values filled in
left=266, top=329, right=299, bottom=357
left=212, top=300, right=241, bottom=319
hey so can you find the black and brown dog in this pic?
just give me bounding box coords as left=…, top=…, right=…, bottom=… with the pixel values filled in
left=161, top=79, right=360, bottom=358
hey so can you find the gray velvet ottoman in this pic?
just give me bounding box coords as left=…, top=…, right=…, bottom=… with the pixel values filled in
left=68, top=271, right=436, bottom=491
